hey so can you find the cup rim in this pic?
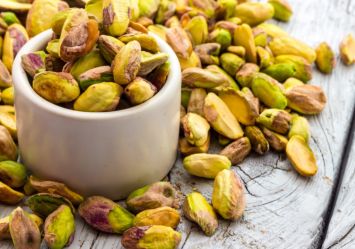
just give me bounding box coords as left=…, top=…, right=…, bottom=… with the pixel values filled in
left=12, top=30, right=181, bottom=120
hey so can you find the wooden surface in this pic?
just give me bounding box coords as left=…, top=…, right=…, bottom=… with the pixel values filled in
left=1, top=0, right=355, bottom=248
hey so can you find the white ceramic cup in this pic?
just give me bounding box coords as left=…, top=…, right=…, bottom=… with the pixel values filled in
left=12, top=30, right=181, bottom=200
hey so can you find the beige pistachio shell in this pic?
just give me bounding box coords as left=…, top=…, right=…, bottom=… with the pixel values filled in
left=339, top=34, right=355, bottom=65
left=220, top=137, right=251, bottom=165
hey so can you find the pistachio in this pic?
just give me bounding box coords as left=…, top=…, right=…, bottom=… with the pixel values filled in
left=124, top=77, right=156, bottom=105
left=187, top=88, right=207, bottom=117
left=147, top=24, right=167, bottom=41
left=0, top=112, right=16, bottom=139
left=233, top=24, right=257, bottom=63
left=217, top=0, right=237, bottom=19
left=218, top=87, right=259, bottom=126
left=251, top=73, right=287, bottom=109
left=98, top=35, right=125, bottom=63
left=183, top=153, right=231, bottom=179
left=139, top=52, right=169, bottom=76
left=268, top=0, right=292, bottom=22
left=207, top=65, right=239, bottom=92
left=286, top=135, right=317, bottom=176
left=220, top=137, right=251, bottom=165
left=133, top=207, right=180, bottom=228
left=235, top=2, right=274, bottom=26
left=218, top=134, right=231, bottom=146
left=257, top=22, right=289, bottom=38
left=179, top=136, right=210, bottom=156
left=155, top=0, right=176, bottom=24
left=21, top=51, right=47, bottom=78
left=46, top=39, right=60, bottom=58
left=256, top=46, right=273, bottom=69
left=184, top=16, right=208, bottom=46
left=262, top=127, right=288, bottom=152
left=9, top=207, right=41, bottom=249
left=204, top=92, right=244, bottom=139
left=208, top=28, right=232, bottom=51
left=245, top=126, right=269, bottom=154
left=0, top=181, right=24, bottom=205
left=137, top=16, right=154, bottom=27
left=183, top=192, right=218, bottom=236
left=166, top=27, right=193, bottom=59
left=44, top=205, right=75, bottom=249
left=0, top=161, right=26, bottom=188
left=257, top=108, right=291, bottom=134
left=253, top=27, right=268, bottom=47
left=112, top=40, right=141, bottom=85
left=78, top=66, right=114, bottom=90
left=26, top=193, right=75, bottom=218
left=178, top=51, right=202, bottom=70
left=44, top=55, right=65, bottom=73
left=51, top=9, right=72, bottom=36
left=288, top=114, right=310, bottom=142
left=138, top=0, right=160, bottom=18
left=269, top=36, right=316, bottom=63
left=188, top=0, right=217, bottom=18
left=147, top=61, right=170, bottom=90
left=102, top=0, right=129, bottom=36
left=283, top=77, right=304, bottom=90
left=1, top=86, right=14, bottom=105
left=0, top=1, right=32, bottom=13
left=0, top=19, right=7, bottom=36
left=0, top=105, right=15, bottom=115
left=85, top=0, right=103, bottom=23
left=220, top=53, right=245, bottom=76
left=0, top=125, right=17, bottom=162
left=182, top=67, right=225, bottom=88
left=180, top=105, right=186, bottom=121
left=0, top=60, right=12, bottom=88
left=71, top=49, right=107, bottom=80
left=227, top=45, right=246, bottom=58
left=339, top=34, right=355, bottom=65
left=236, top=63, right=260, bottom=88
left=2, top=23, right=29, bottom=71
left=285, top=84, right=327, bottom=115
left=121, top=225, right=181, bottom=249
left=315, top=42, right=335, bottom=74
left=275, top=55, right=312, bottom=82
left=262, top=63, right=296, bottom=82
left=181, top=88, right=191, bottom=108
left=119, top=33, right=160, bottom=53
left=181, top=113, right=210, bottom=147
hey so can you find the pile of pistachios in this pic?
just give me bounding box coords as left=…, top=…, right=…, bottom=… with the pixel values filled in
left=1, top=0, right=355, bottom=248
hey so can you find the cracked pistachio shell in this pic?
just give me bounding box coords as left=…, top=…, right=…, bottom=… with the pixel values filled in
left=0, top=60, right=12, bottom=88
left=269, top=36, right=316, bottom=63
left=51, top=9, right=72, bottom=36
left=44, top=205, right=75, bottom=249
left=212, top=169, right=245, bottom=220
left=251, top=73, right=287, bottom=109
left=0, top=181, right=24, bottom=204
left=208, top=28, right=232, bottom=51
left=235, top=2, right=274, bottom=26
left=166, top=27, right=193, bottom=59
left=85, top=0, right=103, bottom=23
left=181, top=113, right=210, bottom=147
left=288, top=114, right=310, bottom=143
left=59, top=9, right=99, bottom=62
left=124, top=77, right=157, bottom=105
left=194, top=43, right=220, bottom=65
left=102, top=0, right=129, bottom=36
left=147, top=61, right=170, bottom=90
left=315, top=42, right=336, bottom=74
left=9, top=207, right=41, bottom=249
left=3, top=23, right=29, bottom=71
left=0, top=161, right=26, bottom=188
left=183, top=192, right=218, bottom=236
left=207, top=65, right=239, bottom=92
left=286, top=135, right=317, bottom=176
left=187, top=88, right=207, bottom=117
left=126, top=182, right=179, bottom=213
left=184, top=16, right=208, bottom=46
left=257, top=108, right=292, bottom=134
left=283, top=77, right=304, bottom=90
left=78, top=66, right=113, bottom=90
left=133, top=207, right=180, bottom=228
left=28, top=175, right=84, bottom=206
left=26, top=193, right=75, bottom=218
left=178, top=51, right=201, bottom=70
left=26, top=0, right=69, bottom=37
left=262, top=127, right=288, bottom=152
left=182, top=67, right=225, bottom=88
left=234, top=24, right=257, bottom=63
left=220, top=53, right=245, bottom=76
left=71, top=49, right=107, bottom=80
left=204, top=92, right=244, bottom=139
left=236, top=63, right=260, bottom=88
left=262, top=63, right=296, bottom=82
left=74, top=82, right=122, bottom=112
left=0, top=112, right=16, bottom=139
left=1, top=87, right=14, bottom=105
left=21, top=51, right=47, bottom=78
left=33, top=72, right=80, bottom=104
left=219, top=87, right=259, bottom=126
left=98, top=35, right=124, bottom=63
left=183, top=153, right=231, bottom=179
left=139, top=52, right=169, bottom=76
left=220, top=137, right=251, bottom=165
left=285, top=85, right=326, bottom=115
left=119, top=33, right=159, bottom=53
left=79, top=196, right=134, bottom=233
left=179, top=135, right=210, bottom=156
left=339, top=34, right=355, bottom=65
left=0, top=125, right=17, bottom=162
left=112, top=40, right=141, bottom=85
left=245, top=126, right=269, bottom=154
left=122, top=225, right=181, bottom=249
left=257, top=22, right=288, bottom=38
left=268, top=0, right=292, bottom=22
left=275, top=55, right=312, bottom=82
left=0, top=1, right=32, bottom=13
left=256, top=46, right=273, bottom=69
left=155, top=0, right=176, bottom=24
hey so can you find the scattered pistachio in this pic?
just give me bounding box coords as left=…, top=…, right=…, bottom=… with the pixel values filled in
left=133, top=207, right=180, bottom=228
left=262, top=127, right=288, bottom=152
left=339, top=34, right=355, bottom=65
left=268, top=0, right=293, bottom=22
left=0, top=125, right=17, bottom=162
left=0, top=161, right=26, bottom=188
left=288, top=114, right=310, bottom=142
left=257, top=108, right=292, bottom=134
left=315, top=42, right=336, bottom=74
left=220, top=137, right=251, bottom=165
left=0, top=181, right=24, bottom=205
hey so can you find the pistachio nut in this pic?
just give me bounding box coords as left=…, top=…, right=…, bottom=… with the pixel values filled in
left=147, top=61, right=170, bottom=90
left=233, top=24, right=257, bottom=63
left=283, top=77, right=304, bottom=90
left=119, top=33, right=160, bottom=53
left=217, top=0, right=237, bottom=19
left=0, top=161, right=26, bottom=188
left=137, top=16, right=154, bottom=27
left=23, top=180, right=36, bottom=196
left=262, top=63, right=296, bottom=82
left=0, top=181, right=24, bottom=205
left=0, top=105, right=15, bottom=115
left=46, top=39, right=60, bottom=58
left=245, top=126, right=269, bottom=154
left=102, top=0, right=129, bottom=36
left=285, top=84, right=327, bottom=115
left=183, top=192, right=218, bottom=236
left=155, top=0, right=176, bottom=24
left=268, top=0, right=292, bottom=22
left=0, top=60, right=12, bottom=88
left=257, top=108, right=292, bottom=134
left=257, top=22, right=289, bottom=38
left=208, top=28, right=232, bottom=51
left=269, top=36, right=316, bottom=63
left=138, top=0, right=160, bottom=18
left=187, top=88, right=207, bottom=117
left=288, top=114, right=310, bottom=142
left=178, top=51, right=202, bottom=70
left=183, top=153, right=231, bottom=179
left=236, top=63, right=260, bottom=88
left=220, top=137, right=251, bottom=165
left=206, top=65, right=239, bottom=92
left=339, top=34, right=355, bottom=65
left=124, top=77, right=157, bottom=105
left=286, top=135, right=317, bottom=176
left=182, top=67, right=225, bottom=88
left=275, top=54, right=312, bottom=82
left=121, top=225, right=181, bottom=249
left=315, top=42, right=336, bottom=74
left=147, top=24, right=167, bottom=41
left=21, top=51, right=47, bottom=78
left=166, top=26, right=193, bottom=59
left=218, top=134, right=231, bottom=146
left=98, top=35, right=125, bottom=63
left=51, top=9, right=72, bottom=36
left=256, top=46, right=273, bottom=69
left=235, top=2, right=274, bottom=26
left=0, top=19, right=6, bottom=36
left=188, top=0, right=217, bottom=18
left=218, top=87, right=259, bottom=126
left=262, top=127, right=288, bottom=152
left=1, top=86, right=14, bottom=105
left=0, top=1, right=32, bottom=14
left=85, top=0, right=103, bottom=23
left=139, top=52, right=169, bottom=76
left=179, top=136, right=210, bottom=156
left=133, top=207, right=180, bottom=228
left=253, top=27, right=268, bottom=47
left=112, top=40, right=141, bottom=85
left=26, top=193, right=75, bottom=218
left=220, top=53, right=245, bottom=76
left=181, top=113, right=210, bottom=147
left=227, top=46, right=246, bottom=58
left=2, top=23, right=29, bottom=71
left=184, top=16, right=208, bottom=46
left=0, top=112, right=16, bottom=139
left=9, top=207, right=41, bottom=249
left=71, top=49, right=107, bottom=80
left=0, top=125, right=17, bottom=162
left=78, top=66, right=114, bottom=90
left=44, top=55, right=65, bottom=73
left=181, top=88, right=191, bottom=108
left=204, top=92, right=244, bottom=139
